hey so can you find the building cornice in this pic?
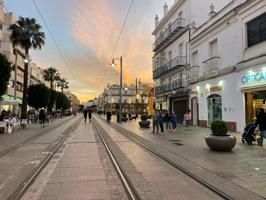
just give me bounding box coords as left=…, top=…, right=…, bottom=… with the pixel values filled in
left=152, top=0, right=186, bottom=35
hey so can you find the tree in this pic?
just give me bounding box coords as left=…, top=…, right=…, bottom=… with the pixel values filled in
left=47, top=89, right=57, bottom=112
left=43, top=67, right=60, bottom=90
left=56, top=92, right=70, bottom=110
left=9, top=17, right=45, bottom=116
left=0, top=54, right=12, bottom=98
left=28, top=84, right=50, bottom=109
left=57, top=78, right=69, bottom=93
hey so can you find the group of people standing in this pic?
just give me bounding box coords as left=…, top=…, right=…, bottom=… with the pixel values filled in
left=83, top=108, right=92, bottom=122
left=152, top=109, right=191, bottom=134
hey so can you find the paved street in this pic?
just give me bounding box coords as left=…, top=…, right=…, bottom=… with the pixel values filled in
left=0, top=116, right=81, bottom=199
left=106, top=116, right=266, bottom=198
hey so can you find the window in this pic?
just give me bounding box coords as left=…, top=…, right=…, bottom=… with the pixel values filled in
left=0, top=24, right=2, bottom=30
left=168, top=51, right=172, bottom=61
left=247, top=13, right=266, bottom=47
left=191, top=51, right=198, bottom=66
left=0, top=40, right=2, bottom=48
left=209, top=39, right=218, bottom=58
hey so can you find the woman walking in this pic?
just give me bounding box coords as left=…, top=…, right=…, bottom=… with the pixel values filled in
left=88, top=109, right=92, bottom=122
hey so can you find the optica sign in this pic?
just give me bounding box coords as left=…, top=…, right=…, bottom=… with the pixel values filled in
left=241, top=71, right=266, bottom=85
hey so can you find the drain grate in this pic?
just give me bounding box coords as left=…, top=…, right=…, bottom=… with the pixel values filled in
left=170, top=139, right=182, bottom=142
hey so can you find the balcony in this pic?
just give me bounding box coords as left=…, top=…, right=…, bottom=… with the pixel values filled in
left=187, top=65, right=200, bottom=83
left=155, top=79, right=185, bottom=95
left=202, top=57, right=220, bottom=74
left=153, top=56, right=186, bottom=79
left=153, top=18, right=186, bottom=51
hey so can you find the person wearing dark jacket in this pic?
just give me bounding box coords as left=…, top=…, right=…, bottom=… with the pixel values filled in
left=83, top=109, right=88, bottom=123
left=255, top=108, right=266, bottom=146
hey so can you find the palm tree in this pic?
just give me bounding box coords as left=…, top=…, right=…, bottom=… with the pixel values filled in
left=57, top=78, right=69, bottom=93
left=43, top=67, right=60, bottom=90
left=9, top=17, right=45, bottom=116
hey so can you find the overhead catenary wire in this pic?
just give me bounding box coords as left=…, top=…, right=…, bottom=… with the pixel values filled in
left=31, top=0, right=75, bottom=79
left=99, top=0, right=134, bottom=94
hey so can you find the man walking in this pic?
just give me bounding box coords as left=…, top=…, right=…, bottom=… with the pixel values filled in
left=256, top=108, right=266, bottom=146
left=83, top=109, right=88, bottom=123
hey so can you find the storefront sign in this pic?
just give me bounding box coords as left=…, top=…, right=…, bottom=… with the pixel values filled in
left=242, top=71, right=266, bottom=85
left=210, top=86, right=222, bottom=92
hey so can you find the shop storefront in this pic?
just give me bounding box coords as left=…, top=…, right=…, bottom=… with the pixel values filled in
left=240, top=67, right=266, bottom=124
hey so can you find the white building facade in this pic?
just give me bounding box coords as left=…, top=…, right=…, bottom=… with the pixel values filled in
left=188, top=0, right=266, bottom=132
left=0, top=0, right=25, bottom=110
left=152, top=0, right=230, bottom=122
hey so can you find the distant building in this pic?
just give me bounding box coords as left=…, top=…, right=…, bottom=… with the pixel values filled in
left=64, top=91, right=80, bottom=112
left=99, top=81, right=153, bottom=114
left=29, top=62, right=49, bottom=87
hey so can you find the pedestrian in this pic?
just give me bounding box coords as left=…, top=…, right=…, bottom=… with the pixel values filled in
left=171, top=112, right=177, bottom=132
left=152, top=110, right=159, bottom=134
left=39, top=108, right=46, bottom=127
left=164, top=111, right=171, bottom=130
left=83, top=109, right=88, bottom=123
left=107, top=111, right=112, bottom=122
left=158, top=110, right=164, bottom=134
left=88, top=109, right=92, bottom=122
left=184, top=110, right=191, bottom=127
left=255, top=108, right=266, bottom=146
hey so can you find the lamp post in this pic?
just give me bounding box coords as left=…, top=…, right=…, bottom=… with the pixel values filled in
left=112, top=56, right=123, bottom=123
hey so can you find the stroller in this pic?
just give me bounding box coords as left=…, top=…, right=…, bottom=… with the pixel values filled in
left=242, top=123, right=257, bottom=145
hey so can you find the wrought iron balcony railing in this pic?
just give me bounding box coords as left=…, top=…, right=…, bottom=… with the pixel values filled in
left=155, top=79, right=185, bottom=95
left=153, top=56, right=186, bottom=79
left=153, top=18, right=186, bottom=51
left=202, top=57, right=220, bottom=74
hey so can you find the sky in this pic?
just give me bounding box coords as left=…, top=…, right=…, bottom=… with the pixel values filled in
left=6, top=0, right=230, bottom=103
left=5, top=0, right=176, bottom=102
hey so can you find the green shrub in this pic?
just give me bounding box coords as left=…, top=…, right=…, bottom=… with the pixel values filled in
left=211, top=120, right=228, bottom=136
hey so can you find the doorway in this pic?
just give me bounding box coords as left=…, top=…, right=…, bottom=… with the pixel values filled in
left=207, top=94, right=222, bottom=125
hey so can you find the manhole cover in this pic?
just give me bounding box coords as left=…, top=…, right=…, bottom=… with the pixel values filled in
left=173, top=142, right=183, bottom=146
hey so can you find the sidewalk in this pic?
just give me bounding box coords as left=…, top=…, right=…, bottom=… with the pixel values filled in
left=106, top=117, right=266, bottom=198
left=0, top=116, right=74, bottom=153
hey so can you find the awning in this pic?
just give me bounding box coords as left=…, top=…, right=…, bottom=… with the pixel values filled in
left=0, top=95, right=22, bottom=105
left=0, top=99, right=21, bottom=105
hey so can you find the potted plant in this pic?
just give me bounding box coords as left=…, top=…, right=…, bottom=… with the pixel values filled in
left=138, top=114, right=150, bottom=128
left=205, top=120, right=236, bottom=151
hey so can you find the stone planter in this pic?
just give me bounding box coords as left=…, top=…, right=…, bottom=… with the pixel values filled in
left=139, top=120, right=150, bottom=128
left=205, top=134, right=236, bottom=151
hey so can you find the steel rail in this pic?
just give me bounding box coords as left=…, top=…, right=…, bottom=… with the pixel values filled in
left=7, top=117, right=81, bottom=200
left=93, top=119, right=142, bottom=200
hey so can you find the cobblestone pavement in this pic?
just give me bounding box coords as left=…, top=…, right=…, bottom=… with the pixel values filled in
left=22, top=121, right=127, bottom=200
left=94, top=117, right=224, bottom=200
left=0, top=116, right=80, bottom=199
left=102, top=116, right=266, bottom=198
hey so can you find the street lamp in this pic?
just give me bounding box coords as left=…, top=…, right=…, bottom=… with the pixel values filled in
left=111, top=56, right=123, bottom=123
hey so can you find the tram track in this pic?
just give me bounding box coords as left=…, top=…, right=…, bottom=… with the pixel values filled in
left=5, top=116, right=82, bottom=200
left=93, top=119, right=142, bottom=200
left=93, top=115, right=266, bottom=200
